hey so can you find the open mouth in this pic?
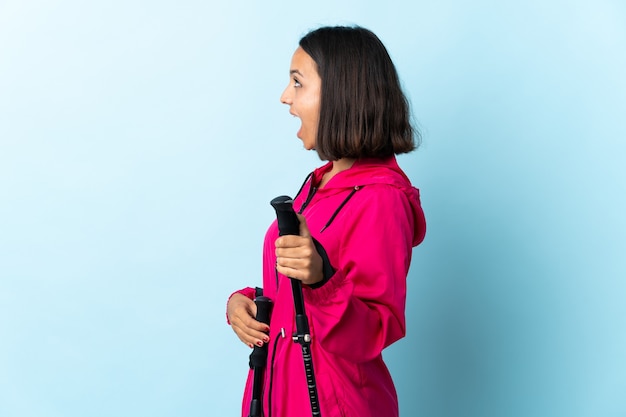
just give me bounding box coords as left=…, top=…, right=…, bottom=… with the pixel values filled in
left=290, top=112, right=302, bottom=139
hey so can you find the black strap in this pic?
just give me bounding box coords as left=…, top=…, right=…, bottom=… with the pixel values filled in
left=308, top=238, right=335, bottom=289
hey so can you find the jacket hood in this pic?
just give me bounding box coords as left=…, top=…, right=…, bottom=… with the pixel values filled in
left=311, top=156, right=426, bottom=246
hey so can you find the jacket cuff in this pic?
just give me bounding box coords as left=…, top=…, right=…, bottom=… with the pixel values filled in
left=307, top=237, right=336, bottom=289
left=303, top=268, right=347, bottom=305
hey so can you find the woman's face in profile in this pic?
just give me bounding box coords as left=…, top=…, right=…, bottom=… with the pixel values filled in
left=280, top=47, right=321, bottom=151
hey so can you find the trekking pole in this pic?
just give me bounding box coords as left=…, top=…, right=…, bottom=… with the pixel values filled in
left=248, top=293, right=273, bottom=417
left=270, top=195, right=322, bottom=417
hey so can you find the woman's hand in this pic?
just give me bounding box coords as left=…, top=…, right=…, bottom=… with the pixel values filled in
left=227, top=293, right=270, bottom=348
left=275, top=214, right=323, bottom=286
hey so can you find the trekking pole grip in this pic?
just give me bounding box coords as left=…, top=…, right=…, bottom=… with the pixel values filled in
left=254, top=296, right=272, bottom=326
left=270, top=195, right=300, bottom=237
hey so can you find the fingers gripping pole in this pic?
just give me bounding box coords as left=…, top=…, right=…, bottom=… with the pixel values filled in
left=270, top=196, right=322, bottom=417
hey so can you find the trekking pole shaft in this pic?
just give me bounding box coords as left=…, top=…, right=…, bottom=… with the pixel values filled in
left=248, top=296, right=273, bottom=417
left=270, top=195, right=322, bottom=417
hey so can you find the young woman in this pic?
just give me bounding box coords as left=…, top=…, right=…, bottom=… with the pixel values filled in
left=227, top=26, right=426, bottom=417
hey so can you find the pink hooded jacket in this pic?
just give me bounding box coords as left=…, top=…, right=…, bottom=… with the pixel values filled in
left=230, top=156, right=426, bottom=417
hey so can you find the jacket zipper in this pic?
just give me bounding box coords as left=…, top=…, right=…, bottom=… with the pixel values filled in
left=299, top=185, right=317, bottom=214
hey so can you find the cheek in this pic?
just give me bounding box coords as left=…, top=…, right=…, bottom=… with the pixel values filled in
left=304, top=98, right=320, bottom=124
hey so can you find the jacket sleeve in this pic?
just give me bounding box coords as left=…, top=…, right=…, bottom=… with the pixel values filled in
left=302, top=185, right=416, bottom=363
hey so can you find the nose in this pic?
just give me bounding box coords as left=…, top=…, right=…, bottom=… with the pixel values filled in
left=280, top=85, right=292, bottom=105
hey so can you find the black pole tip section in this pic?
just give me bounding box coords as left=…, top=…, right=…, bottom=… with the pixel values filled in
left=248, top=399, right=262, bottom=417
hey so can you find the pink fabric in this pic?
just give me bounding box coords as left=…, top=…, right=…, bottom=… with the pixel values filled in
left=230, top=156, right=425, bottom=417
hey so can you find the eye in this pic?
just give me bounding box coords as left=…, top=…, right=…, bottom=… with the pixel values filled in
left=293, top=77, right=302, bottom=88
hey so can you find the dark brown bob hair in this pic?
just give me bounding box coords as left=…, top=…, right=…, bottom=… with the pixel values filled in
left=299, top=26, right=419, bottom=161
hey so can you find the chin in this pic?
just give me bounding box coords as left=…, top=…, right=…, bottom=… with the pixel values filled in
left=299, top=140, right=312, bottom=150
left=303, top=139, right=316, bottom=150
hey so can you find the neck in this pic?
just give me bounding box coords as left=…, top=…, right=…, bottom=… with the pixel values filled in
left=332, top=158, right=356, bottom=172
left=319, top=158, right=355, bottom=188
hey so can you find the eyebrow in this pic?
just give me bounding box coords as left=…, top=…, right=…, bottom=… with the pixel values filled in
left=290, top=69, right=303, bottom=76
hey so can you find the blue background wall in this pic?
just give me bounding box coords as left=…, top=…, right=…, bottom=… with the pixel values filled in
left=1, top=1, right=624, bottom=416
